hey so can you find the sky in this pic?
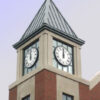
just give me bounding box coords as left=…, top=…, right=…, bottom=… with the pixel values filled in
left=0, top=0, right=100, bottom=100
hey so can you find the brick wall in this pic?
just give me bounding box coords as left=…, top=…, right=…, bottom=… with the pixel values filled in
left=90, top=82, right=100, bottom=100
left=9, top=87, right=17, bottom=100
left=35, top=70, right=57, bottom=100
left=79, top=83, right=90, bottom=100
left=9, top=70, right=100, bottom=100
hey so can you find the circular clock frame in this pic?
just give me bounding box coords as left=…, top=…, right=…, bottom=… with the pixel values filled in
left=25, top=47, right=39, bottom=68
left=54, top=46, right=72, bottom=66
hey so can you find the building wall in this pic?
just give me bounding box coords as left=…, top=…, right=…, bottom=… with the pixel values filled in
left=57, top=75, right=79, bottom=100
left=79, top=81, right=100, bottom=100
left=9, top=87, right=17, bottom=100
left=35, top=70, right=57, bottom=100
left=9, top=69, right=100, bottom=100
left=90, top=82, right=100, bottom=100
left=17, top=77, right=35, bottom=100
left=79, top=83, right=90, bottom=100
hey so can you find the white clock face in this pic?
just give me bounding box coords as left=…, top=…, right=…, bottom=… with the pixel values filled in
left=25, top=47, right=38, bottom=68
left=55, top=46, right=71, bottom=66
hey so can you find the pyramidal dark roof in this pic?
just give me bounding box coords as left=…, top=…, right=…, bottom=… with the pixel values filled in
left=14, top=0, right=85, bottom=49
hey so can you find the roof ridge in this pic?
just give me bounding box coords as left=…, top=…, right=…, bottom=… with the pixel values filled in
left=44, top=0, right=51, bottom=24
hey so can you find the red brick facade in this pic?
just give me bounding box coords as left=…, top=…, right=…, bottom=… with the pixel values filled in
left=9, top=70, right=100, bottom=100
left=79, top=82, right=100, bottom=100
left=79, top=83, right=90, bottom=100
left=90, top=82, right=100, bottom=100
left=35, top=70, right=57, bottom=100
left=9, top=87, right=17, bottom=100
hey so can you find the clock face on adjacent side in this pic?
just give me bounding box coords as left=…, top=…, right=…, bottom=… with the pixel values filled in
left=55, top=46, right=71, bottom=66
left=53, top=39, right=73, bottom=74
left=25, top=47, right=38, bottom=68
left=23, top=41, right=39, bottom=75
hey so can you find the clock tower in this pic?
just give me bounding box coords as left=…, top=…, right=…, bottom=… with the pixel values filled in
left=9, top=0, right=96, bottom=100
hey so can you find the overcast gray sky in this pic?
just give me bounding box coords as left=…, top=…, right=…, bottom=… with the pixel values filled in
left=0, top=0, right=100, bottom=100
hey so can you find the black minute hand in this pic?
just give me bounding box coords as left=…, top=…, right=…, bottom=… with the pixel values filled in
left=63, top=48, right=64, bottom=58
left=30, top=50, right=32, bottom=60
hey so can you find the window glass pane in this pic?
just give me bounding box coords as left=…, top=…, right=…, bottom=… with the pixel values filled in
left=58, top=64, right=62, bottom=70
left=24, top=68, right=28, bottom=75
left=53, top=40, right=57, bottom=47
left=53, top=53, right=55, bottom=59
left=63, top=94, right=73, bottom=100
left=36, top=42, right=39, bottom=48
left=53, top=47, right=55, bottom=59
left=32, top=44, right=36, bottom=47
left=58, top=41, right=62, bottom=46
left=28, top=68, right=32, bottom=73
left=53, top=59, right=57, bottom=68
left=28, top=96, right=30, bottom=100
left=63, top=94, right=66, bottom=100
left=67, top=96, right=72, bottom=100
left=23, top=96, right=30, bottom=100
left=63, top=44, right=67, bottom=49
left=35, top=60, right=38, bottom=67
left=53, top=46, right=55, bottom=51
left=70, top=62, right=72, bottom=66
left=69, top=66, right=72, bottom=74
left=68, top=47, right=72, bottom=54
left=63, top=67, right=68, bottom=72
left=32, top=65, right=36, bottom=70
